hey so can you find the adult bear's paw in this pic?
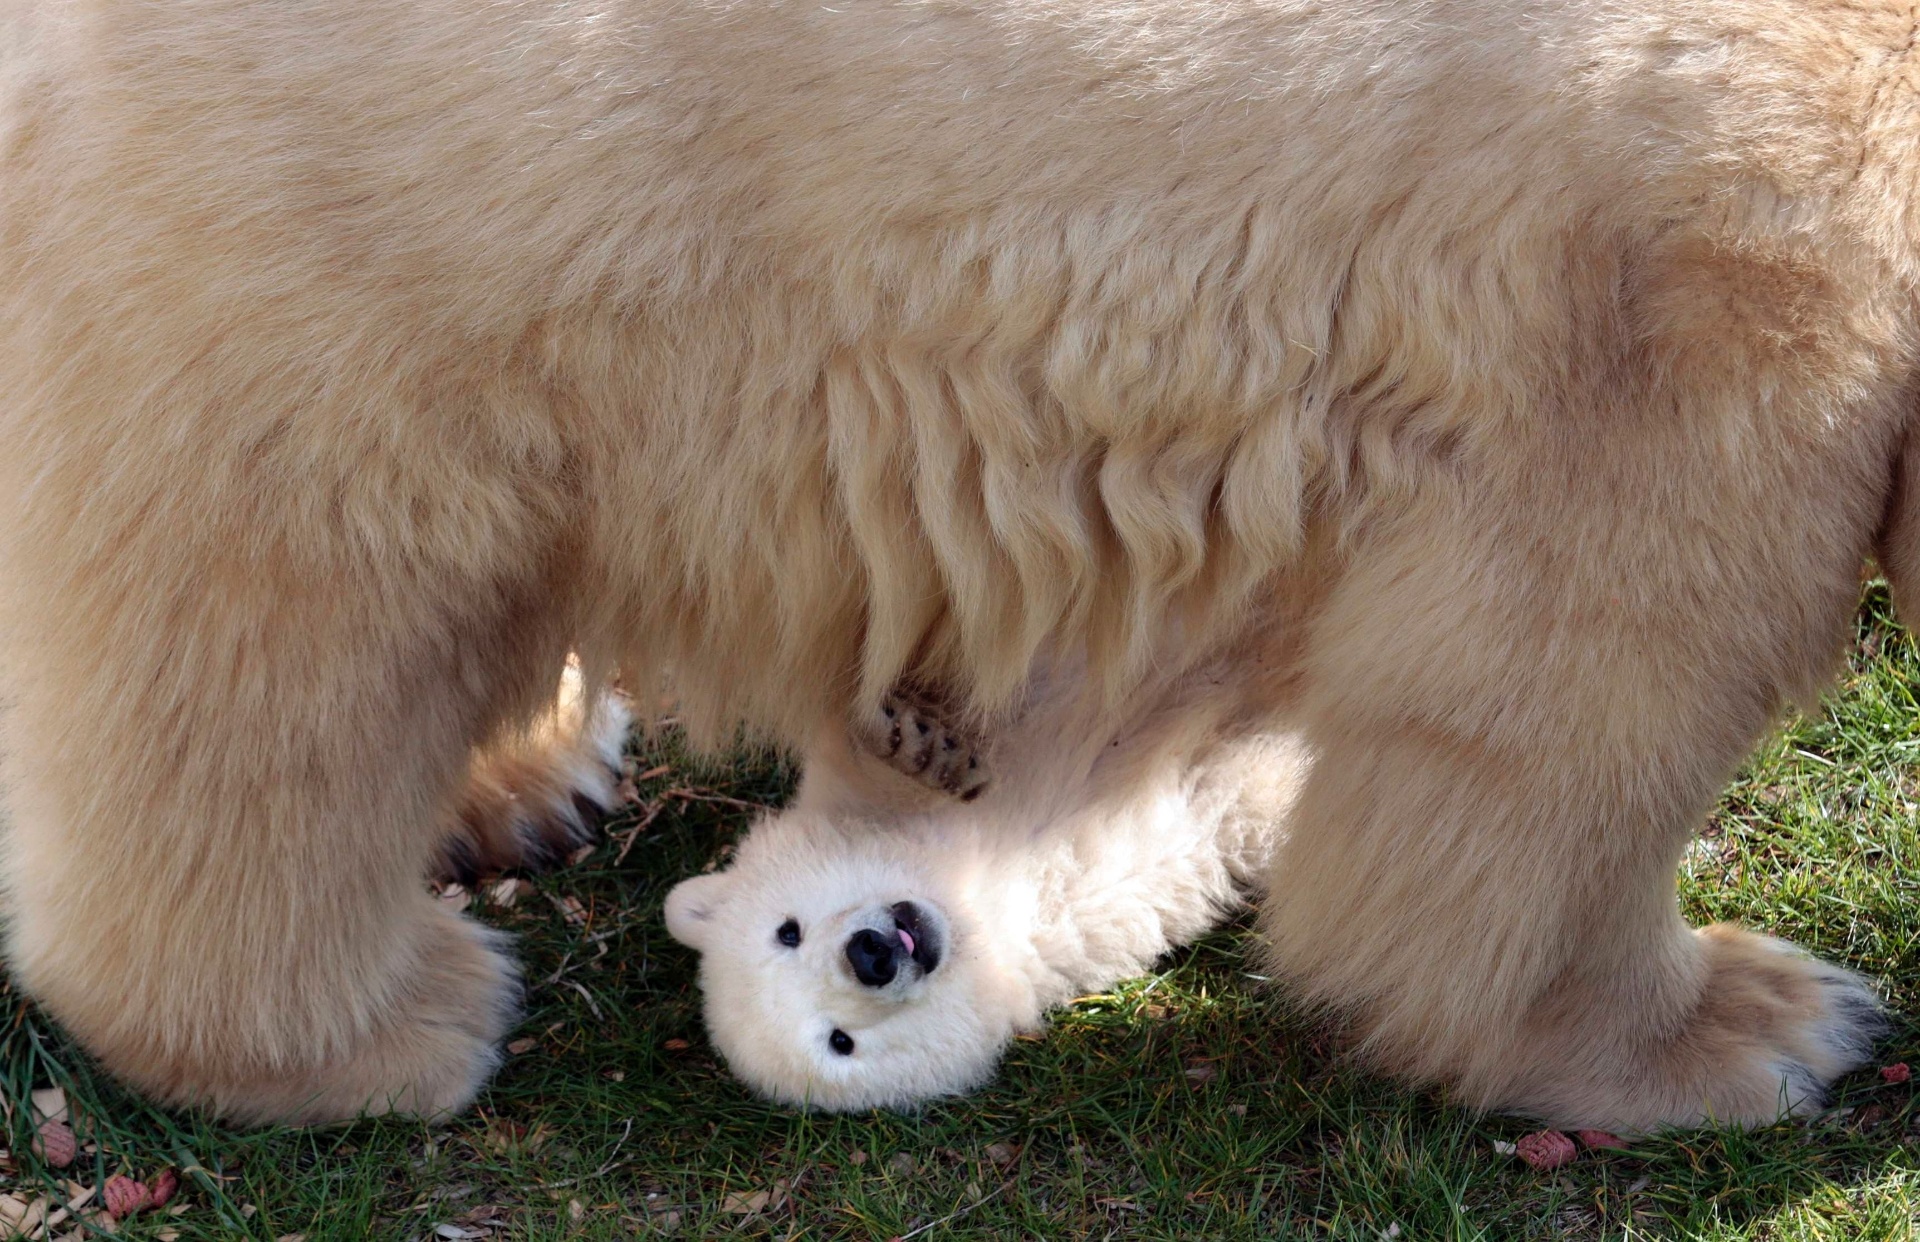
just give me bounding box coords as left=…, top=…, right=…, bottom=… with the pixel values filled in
left=146, top=911, right=523, bottom=1127
left=1687, top=926, right=1888, bottom=1121
left=439, top=670, right=634, bottom=884
left=1507, top=923, right=1887, bottom=1133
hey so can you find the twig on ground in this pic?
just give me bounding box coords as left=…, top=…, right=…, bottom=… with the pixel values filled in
left=612, top=804, right=665, bottom=865
left=531, top=1120, right=635, bottom=1190
left=563, top=981, right=604, bottom=1022
left=544, top=940, right=611, bottom=987
left=891, top=1179, right=1014, bottom=1241
left=666, top=788, right=772, bottom=813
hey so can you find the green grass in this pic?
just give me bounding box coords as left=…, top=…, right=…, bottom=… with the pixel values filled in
left=5, top=585, right=1920, bottom=1240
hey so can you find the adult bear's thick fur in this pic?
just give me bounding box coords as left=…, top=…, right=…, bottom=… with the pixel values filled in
left=2, top=0, right=1918, bottom=1129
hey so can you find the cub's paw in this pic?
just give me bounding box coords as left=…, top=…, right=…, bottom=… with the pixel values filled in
left=437, top=674, right=634, bottom=883
left=857, top=689, right=990, bottom=801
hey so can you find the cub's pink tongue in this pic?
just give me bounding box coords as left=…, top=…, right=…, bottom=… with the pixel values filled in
left=898, top=927, right=916, bottom=956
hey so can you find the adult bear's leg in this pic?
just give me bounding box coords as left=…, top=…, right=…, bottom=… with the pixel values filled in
left=1262, top=417, right=1891, bottom=1133
left=0, top=410, right=578, bottom=1125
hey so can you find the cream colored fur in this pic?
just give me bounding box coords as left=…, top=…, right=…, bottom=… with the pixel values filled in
left=667, top=651, right=1304, bottom=1110
left=2, top=0, right=1918, bottom=1128
left=445, top=662, right=634, bottom=884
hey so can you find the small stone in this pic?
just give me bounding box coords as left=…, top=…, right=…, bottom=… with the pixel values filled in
left=31, top=1121, right=75, bottom=1169
left=1513, top=1130, right=1578, bottom=1170
left=886, top=1152, right=916, bottom=1176
left=847, top=1149, right=868, bottom=1166
left=982, top=1143, right=1017, bottom=1168
left=1881, top=1062, right=1911, bottom=1084
left=102, top=1175, right=151, bottom=1218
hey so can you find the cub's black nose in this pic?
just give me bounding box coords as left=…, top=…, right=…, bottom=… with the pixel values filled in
left=846, top=928, right=898, bottom=986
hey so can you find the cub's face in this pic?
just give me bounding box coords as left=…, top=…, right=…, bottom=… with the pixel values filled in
left=664, top=815, right=1021, bottom=1111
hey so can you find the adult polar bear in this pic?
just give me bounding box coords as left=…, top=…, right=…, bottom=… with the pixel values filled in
left=0, top=0, right=1916, bottom=1131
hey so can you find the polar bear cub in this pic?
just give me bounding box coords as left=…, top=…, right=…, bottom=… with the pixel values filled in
left=665, top=662, right=1305, bottom=1110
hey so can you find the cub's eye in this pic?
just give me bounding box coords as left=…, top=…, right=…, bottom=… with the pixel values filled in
left=829, top=1028, right=854, bottom=1056
left=776, top=919, right=801, bottom=947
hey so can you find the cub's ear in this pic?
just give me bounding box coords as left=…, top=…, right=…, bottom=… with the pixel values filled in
left=665, top=872, right=733, bottom=950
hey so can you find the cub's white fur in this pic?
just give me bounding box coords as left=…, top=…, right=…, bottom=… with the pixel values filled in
left=667, top=658, right=1305, bottom=1109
